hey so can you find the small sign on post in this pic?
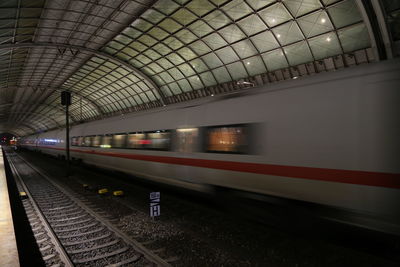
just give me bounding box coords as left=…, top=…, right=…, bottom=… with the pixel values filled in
left=150, top=192, right=160, bottom=218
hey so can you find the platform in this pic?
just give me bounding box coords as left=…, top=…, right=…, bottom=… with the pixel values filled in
left=0, top=148, right=20, bottom=266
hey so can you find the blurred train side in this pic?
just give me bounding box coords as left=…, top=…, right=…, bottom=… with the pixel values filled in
left=20, top=59, right=400, bottom=233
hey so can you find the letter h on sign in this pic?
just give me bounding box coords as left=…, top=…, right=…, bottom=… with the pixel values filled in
left=150, top=192, right=160, bottom=217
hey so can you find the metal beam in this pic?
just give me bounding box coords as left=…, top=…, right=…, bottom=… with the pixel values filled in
left=369, top=0, right=393, bottom=58
left=0, top=42, right=167, bottom=105
left=355, top=0, right=389, bottom=60
left=6, top=85, right=103, bottom=119
left=11, top=122, right=37, bottom=134
left=5, top=111, right=62, bottom=128
left=11, top=102, right=76, bottom=123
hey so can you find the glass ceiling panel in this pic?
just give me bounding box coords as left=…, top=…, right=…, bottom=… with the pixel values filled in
left=337, top=23, right=370, bottom=52
left=226, top=61, right=248, bottom=80
left=186, top=0, right=215, bottom=16
left=327, top=0, right=362, bottom=28
left=259, top=3, right=292, bottom=27
left=172, top=8, right=197, bottom=26
left=245, top=56, right=267, bottom=76
left=282, top=0, right=321, bottom=18
left=222, top=0, right=253, bottom=20
left=272, top=21, right=304, bottom=46
left=216, top=46, right=239, bottom=64
left=297, top=10, right=333, bottom=38
left=309, top=33, right=342, bottom=59
left=63, top=56, right=160, bottom=115
left=284, top=41, right=314, bottom=65
left=262, top=49, right=289, bottom=71
left=251, top=30, right=280, bottom=52
left=205, top=10, right=230, bottom=30
left=212, top=66, right=231, bottom=83
left=232, top=39, right=259, bottom=58
left=0, top=0, right=369, bottom=135
left=247, top=0, right=275, bottom=10
left=237, top=15, right=268, bottom=36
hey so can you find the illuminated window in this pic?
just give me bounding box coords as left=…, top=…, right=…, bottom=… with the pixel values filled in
left=112, top=134, right=127, bottom=148
left=71, top=137, right=79, bottom=146
left=92, top=136, right=102, bottom=147
left=176, top=128, right=199, bottom=152
left=83, top=136, right=92, bottom=147
left=127, top=133, right=146, bottom=149
left=206, top=125, right=248, bottom=153
left=77, top=137, right=84, bottom=146
left=101, top=135, right=112, bottom=148
left=147, top=131, right=171, bottom=150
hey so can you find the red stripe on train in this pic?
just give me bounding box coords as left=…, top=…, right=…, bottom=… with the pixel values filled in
left=34, top=145, right=400, bottom=189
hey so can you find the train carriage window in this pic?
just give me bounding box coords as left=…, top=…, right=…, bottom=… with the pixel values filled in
left=176, top=128, right=199, bottom=152
left=206, top=125, right=248, bottom=154
left=112, top=134, right=127, bottom=148
left=77, top=136, right=84, bottom=146
left=92, top=136, right=102, bottom=147
left=147, top=131, right=171, bottom=150
left=101, top=135, right=112, bottom=148
left=71, top=137, right=78, bottom=146
left=83, top=136, right=92, bottom=147
left=127, top=133, right=146, bottom=149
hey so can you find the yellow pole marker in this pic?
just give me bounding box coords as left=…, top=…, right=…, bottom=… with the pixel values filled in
left=19, top=192, right=27, bottom=199
left=98, top=188, right=108, bottom=195
left=113, top=190, right=124, bottom=196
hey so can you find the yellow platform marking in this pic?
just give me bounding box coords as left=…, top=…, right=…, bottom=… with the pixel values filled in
left=98, top=188, right=108, bottom=194
left=113, top=190, right=124, bottom=196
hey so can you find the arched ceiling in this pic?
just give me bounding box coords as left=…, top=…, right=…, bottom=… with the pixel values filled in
left=0, top=0, right=398, bottom=136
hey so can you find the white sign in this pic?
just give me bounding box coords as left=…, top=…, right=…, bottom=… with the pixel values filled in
left=150, top=192, right=160, bottom=217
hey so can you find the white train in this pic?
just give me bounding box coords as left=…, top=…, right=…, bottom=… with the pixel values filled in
left=20, top=59, right=400, bottom=234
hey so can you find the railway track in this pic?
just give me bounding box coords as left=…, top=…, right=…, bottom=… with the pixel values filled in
left=6, top=150, right=171, bottom=267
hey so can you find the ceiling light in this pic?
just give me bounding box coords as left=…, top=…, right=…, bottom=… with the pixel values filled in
left=326, top=37, right=331, bottom=42
left=321, top=18, right=326, bottom=23
left=237, top=80, right=255, bottom=87
left=271, top=18, right=276, bottom=23
left=276, top=34, right=281, bottom=38
left=246, top=62, right=250, bottom=65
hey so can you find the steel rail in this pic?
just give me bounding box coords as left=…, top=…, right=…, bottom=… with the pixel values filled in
left=7, top=152, right=74, bottom=267
left=15, top=152, right=172, bottom=267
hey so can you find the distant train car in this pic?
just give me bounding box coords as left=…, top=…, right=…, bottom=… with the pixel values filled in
left=20, top=59, right=400, bottom=234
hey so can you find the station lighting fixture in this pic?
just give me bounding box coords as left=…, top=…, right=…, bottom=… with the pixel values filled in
left=237, top=80, right=255, bottom=87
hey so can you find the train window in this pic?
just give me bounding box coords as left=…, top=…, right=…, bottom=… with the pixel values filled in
left=92, top=136, right=102, bottom=147
left=83, top=136, right=92, bottom=147
left=112, top=134, right=126, bottom=148
left=176, top=128, right=199, bottom=152
left=101, top=135, right=112, bottom=148
left=206, top=125, right=248, bottom=153
left=71, top=137, right=78, bottom=146
left=147, top=131, right=171, bottom=150
left=77, top=136, right=84, bottom=146
left=127, top=133, right=146, bottom=149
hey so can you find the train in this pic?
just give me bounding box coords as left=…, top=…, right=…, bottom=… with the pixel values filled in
left=19, top=59, right=400, bottom=234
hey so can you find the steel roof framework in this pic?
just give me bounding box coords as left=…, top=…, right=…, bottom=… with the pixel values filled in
left=0, top=0, right=398, bottom=136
